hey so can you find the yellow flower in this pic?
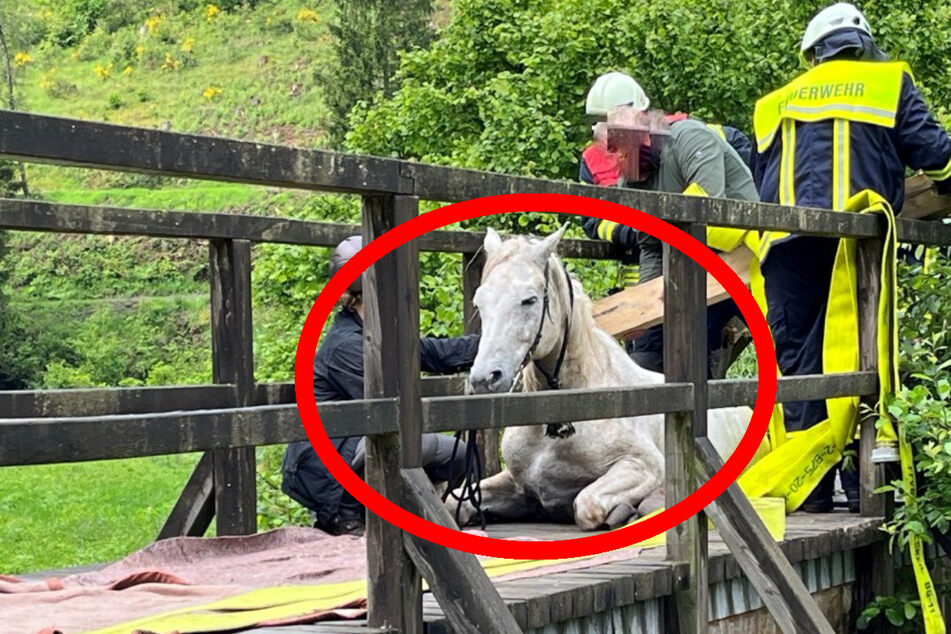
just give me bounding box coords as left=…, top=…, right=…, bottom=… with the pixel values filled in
left=94, top=62, right=113, bottom=80
left=145, top=15, right=162, bottom=34
left=205, top=4, right=220, bottom=22
left=135, top=45, right=146, bottom=57
left=297, top=8, right=320, bottom=23
left=161, top=53, right=182, bottom=71
left=181, top=37, right=195, bottom=52
left=265, top=16, right=272, bottom=26
left=13, top=52, right=33, bottom=67
left=123, top=65, right=133, bottom=76
left=202, top=86, right=223, bottom=100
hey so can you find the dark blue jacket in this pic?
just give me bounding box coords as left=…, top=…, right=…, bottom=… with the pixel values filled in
left=281, top=308, right=479, bottom=517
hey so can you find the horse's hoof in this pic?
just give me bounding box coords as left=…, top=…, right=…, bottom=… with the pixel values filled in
left=603, top=502, right=637, bottom=529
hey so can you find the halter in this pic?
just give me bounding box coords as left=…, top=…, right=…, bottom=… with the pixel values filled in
left=512, top=258, right=575, bottom=392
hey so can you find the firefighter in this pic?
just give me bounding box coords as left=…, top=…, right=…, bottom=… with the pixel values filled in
left=596, top=107, right=759, bottom=377
left=752, top=2, right=951, bottom=512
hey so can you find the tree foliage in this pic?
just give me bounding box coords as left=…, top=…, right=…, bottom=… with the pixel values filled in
left=323, top=0, right=434, bottom=145
left=346, top=0, right=951, bottom=180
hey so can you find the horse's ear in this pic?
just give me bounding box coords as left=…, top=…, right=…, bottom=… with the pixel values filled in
left=532, top=223, right=568, bottom=263
left=484, top=228, right=502, bottom=256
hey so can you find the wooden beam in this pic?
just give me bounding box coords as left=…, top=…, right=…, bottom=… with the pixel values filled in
left=157, top=453, right=215, bottom=540
left=209, top=238, right=257, bottom=536
left=902, top=173, right=951, bottom=220
left=0, top=110, right=413, bottom=194
left=663, top=223, right=708, bottom=634
left=708, top=372, right=877, bottom=408
left=401, top=468, right=523, bottom=633
left=855, top=236, right=894, bottom=632
left=0, top=384, right=237, bottom=418
left=463, top=250, right=501, bottom=477
left=593, top=247, right=752, bottom=339
left=695, top=437, right=836, bottom=634
left=362, top=194, right=422, bottom=632
left=0, top=401, right=397, bottom=466
left=0, top=198, right=614, bottom=258
left=423, top=383, right=693, bottom=432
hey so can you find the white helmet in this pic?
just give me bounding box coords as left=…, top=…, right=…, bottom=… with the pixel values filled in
left=801, top=3, right=872, bottom=53
left=585, top=72, right=649, bottom=117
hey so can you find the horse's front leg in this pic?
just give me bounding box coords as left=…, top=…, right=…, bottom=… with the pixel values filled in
left=572, top=453, right=663, bottom=530
left=445, top=468, right=539, bottom=527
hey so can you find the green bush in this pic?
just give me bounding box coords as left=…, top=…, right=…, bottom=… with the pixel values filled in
left=346, top=0, right=951, bottom=180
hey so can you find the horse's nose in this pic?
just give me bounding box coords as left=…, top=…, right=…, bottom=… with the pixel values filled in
left=470, top=368, right=505, bottom=393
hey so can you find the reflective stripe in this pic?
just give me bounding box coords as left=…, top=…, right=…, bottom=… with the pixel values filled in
left=924, top=155, right=951, bottom=182
left=707, top=123, right=727, bottom=141
left=832, top=119, right=850, bottom=210
left=785, top=102, right=894, bottom=120
left=597, top=220, right=618, bottom=242
left=779, top=120, right=796, bottom=206
left=683, top=182, right=708, bottom=197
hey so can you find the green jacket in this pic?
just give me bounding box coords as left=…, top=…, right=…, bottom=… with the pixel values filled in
left=624, top=119, right=759, bottom=282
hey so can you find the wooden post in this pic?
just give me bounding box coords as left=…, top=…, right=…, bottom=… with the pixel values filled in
left=362, top=194, right=423, bottom=633
left=402, top=468, right=523, bottom=633
left=157, top=453, right=215, bottom=539
left=462, top=250, right=501, bottom=477
left=662, top=223, right=709, bottom=633
left=695, top=438, right=835, bottom=634
left=209, top=238, right=256, bottom=536
left=855, top=236, right=895, bottom=630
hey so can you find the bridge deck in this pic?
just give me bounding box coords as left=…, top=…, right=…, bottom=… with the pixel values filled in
left=247, top=512, right=884, bottom=633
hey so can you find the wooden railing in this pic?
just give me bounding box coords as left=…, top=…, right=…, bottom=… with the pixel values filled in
left=1, top=109, right=948, bottom=633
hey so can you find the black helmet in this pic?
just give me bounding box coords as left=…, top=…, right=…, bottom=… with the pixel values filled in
left=329, top=235, right=363, bottom=293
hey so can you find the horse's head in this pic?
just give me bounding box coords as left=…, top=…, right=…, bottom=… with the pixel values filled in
left=468, top=224, right=569, bottom=394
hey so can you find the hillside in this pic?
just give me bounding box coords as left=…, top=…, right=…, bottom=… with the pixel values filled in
left=0, top=0, right=364, bottom=572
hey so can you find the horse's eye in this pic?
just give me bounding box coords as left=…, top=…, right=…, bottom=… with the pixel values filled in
left=522, top=296, right=538, bottom=306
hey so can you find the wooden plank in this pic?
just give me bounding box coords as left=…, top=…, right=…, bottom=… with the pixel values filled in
left=423, top=383, right=693, bottom=432
left=0, top=372, right=868, bottom=422
left=696, top=437, right=835, bottom=634
left=0, top=198, right=615, bottom=258
left=405, top=161, right=885, bottom=238
left=0, top=401, right=396, bottom=466
left=663, top=223, right=709, bottom=634
left=463, top=250, right=501, bottom=478
left=594, top=247, right=752, bottom=339
left=362, top=194, right=422, bottom=632
left=854, top=235, right=895, bottom=632
left=901, top=173, right=951, bottom=220
left=209, top=239, right=256, bottom=536
left=709, top=372, right=876, bottom=408
left=401, top=468, right=523, bottom=634
left=157, top=453, right=215, bottom=539
left=0, top=109, right=413, bottom=195
left=0, top=384, right=237, bottom=418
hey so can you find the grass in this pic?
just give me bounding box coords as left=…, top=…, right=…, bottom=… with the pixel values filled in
left=0, top=0, right=340, bottom=570
left=0, top=454, right=201, bottom=574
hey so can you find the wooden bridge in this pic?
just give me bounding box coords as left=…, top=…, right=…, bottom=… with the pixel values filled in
left=2, top=109, right=950, bottom=633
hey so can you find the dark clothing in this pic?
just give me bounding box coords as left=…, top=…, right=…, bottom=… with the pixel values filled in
left=281, top=308, right=480, bottom=524
left=761, top=236, right=839, bottom=430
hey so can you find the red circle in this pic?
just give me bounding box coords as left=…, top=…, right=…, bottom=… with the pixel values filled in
left=295, top=193, right=777, bottom=559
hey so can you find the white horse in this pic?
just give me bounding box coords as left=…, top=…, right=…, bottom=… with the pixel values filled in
left=452, top=226, right=767, bottom=530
